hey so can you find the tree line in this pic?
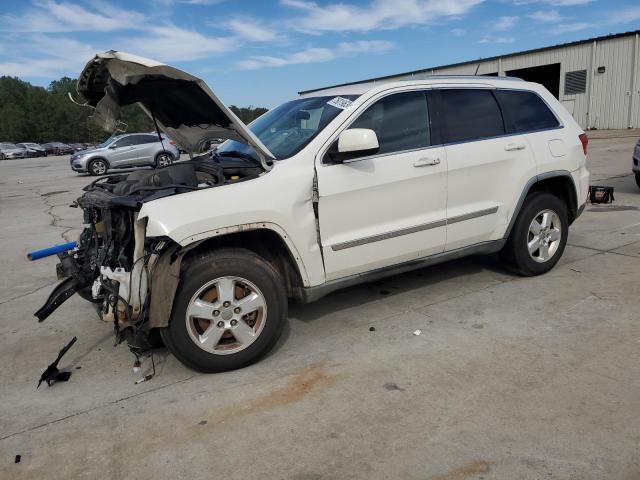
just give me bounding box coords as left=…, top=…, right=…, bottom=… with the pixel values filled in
left=0, top=76, right=268, bottom=144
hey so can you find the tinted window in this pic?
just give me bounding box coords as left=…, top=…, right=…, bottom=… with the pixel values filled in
left=496, top=90, right=559, bottom=133
left=350, top=91, right=430, bottom=155
left=439, top=89, right=505, bottom=143
left=139, top=134, right=160, bottom=144
left=112, top=137, right=134, bottom=147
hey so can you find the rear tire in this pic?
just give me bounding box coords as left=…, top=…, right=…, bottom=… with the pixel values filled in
left=155, top=152, right=173, bottom=168
left=635, top=173, right=640, bottom=190
left=499, top=192, right=568, bottom=276
left=160, top=248, right=287, bottom=373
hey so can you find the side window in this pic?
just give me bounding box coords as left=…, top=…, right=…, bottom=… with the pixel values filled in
left=142, top=134, right=160, bottom=144
left=439, top=89, right=505, bottom=143
left=495, top=90, right=559, bottom=133
left=349, top=91, right=430, bottom=155
left=113, top=137, right=134, bottom=147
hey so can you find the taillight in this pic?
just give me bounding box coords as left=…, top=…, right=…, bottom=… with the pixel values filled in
left=579, top=133, right=588, bottom=156
left=169, top=140, right=176, bottom=145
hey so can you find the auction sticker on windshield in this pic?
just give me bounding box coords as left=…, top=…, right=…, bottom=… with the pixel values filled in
left=327, top=97, right=353, bottom=109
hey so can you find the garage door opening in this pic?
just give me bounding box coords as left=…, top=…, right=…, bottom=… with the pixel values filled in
left=506, top=63, right=561, bottom=99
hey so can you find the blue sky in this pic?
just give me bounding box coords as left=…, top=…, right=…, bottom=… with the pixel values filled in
left=1, top=0, right=639, bottom=108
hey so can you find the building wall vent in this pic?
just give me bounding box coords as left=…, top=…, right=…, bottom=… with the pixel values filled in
left=564, top=70, right=587, bottom=95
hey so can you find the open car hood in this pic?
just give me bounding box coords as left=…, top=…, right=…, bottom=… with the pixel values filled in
left=76, top=51, right=274, bottom=162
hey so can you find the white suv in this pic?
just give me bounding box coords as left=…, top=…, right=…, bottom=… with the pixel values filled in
left=37, top=52, right=589, bottom=373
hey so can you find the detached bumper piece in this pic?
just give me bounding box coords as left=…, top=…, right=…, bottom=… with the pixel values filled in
left=34, top=277, right=79, bottom=322
left=37, top=336, right=77, bottom=388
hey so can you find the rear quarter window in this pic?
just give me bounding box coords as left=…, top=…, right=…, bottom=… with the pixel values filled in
left=495, top=90, right=560, bottom=133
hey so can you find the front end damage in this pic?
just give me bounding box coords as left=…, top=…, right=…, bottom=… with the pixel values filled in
left=35, top=155, right=264, bottom=351
left=35, top=50, right=276, bottom=357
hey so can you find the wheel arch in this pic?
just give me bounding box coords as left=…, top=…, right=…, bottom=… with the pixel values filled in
left=88, top=156, right=110, bottom=168
left=181, top=228, right=307, bottom=300
left=505, top=170, right=579, bottom=240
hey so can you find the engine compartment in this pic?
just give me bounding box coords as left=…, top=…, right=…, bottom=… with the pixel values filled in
left=35, top=152, right=265, bottom=350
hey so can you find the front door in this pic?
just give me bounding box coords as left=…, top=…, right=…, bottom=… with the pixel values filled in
left=316, top=90, right=447, bottom=281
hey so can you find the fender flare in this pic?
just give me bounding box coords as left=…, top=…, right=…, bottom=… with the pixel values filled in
left=176, top=222, right=311, bottom=287
left=504, top=170, right=578, bottom=240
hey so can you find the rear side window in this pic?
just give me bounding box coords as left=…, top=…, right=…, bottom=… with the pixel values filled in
left=496, top=90, right=559, bottom=133
left=438, top=89, right=505, bottom=143
left=350, top=91, right=430, bottom=155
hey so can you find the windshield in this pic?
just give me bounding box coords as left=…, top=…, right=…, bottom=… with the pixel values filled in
left=216, top=95, right=359, bottom=160
left=0, top=143, right=18, bottom=149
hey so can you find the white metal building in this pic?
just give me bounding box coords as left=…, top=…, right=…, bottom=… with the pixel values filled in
left=301, top=30, right=640, bottom=130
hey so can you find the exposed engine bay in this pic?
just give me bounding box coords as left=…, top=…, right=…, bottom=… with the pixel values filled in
left=35, top=152, right=263, bottom=351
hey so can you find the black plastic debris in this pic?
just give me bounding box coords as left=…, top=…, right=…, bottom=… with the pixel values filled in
left=588, top=185, right=614, bottom=204
left=15, top=455, right=21, bottom=464
left=369, top=327, right=376, bottom=332
left=37, top=336, right=77, bottom=388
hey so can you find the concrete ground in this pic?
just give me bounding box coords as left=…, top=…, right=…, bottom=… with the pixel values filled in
left=1, top=135, right=639, bottom=480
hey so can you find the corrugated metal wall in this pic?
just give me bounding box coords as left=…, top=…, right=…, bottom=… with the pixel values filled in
left=323, top=33, right=640, bottom=130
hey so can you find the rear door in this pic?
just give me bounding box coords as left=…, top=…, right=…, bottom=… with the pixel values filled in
left=433, top=88, right=537, bottom=251
left=135, top=134, right=161, bottom=165
left=316, top=89, right=447, bottom=281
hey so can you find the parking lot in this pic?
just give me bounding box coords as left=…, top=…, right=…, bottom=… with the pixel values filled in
left=1, top=133, right=639, bottom=479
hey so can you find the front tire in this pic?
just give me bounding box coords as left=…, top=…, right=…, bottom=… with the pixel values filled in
left=88, top=158, right=108, bottom=176
left=160, top=248, right=287, bottom=373
left=499, top=192, right=568, bottom=276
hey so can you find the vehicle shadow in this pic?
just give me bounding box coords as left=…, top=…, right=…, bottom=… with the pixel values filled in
left=288, top=254, right=514, bottom=324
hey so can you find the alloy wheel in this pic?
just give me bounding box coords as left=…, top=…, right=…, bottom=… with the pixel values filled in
left=185, top=276, right=267, bottom=355
left=90, top=159, right=107, bottom=175
left=527, top=209, right=562, bottom=263
left=156, top=153, right=172, bottom=167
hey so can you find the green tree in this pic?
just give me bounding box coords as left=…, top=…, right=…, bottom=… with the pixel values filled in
left=0, top=76, right=266, bottom=144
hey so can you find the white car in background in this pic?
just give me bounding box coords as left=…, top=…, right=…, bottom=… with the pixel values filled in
left=37, top=51, right=589, bottom=374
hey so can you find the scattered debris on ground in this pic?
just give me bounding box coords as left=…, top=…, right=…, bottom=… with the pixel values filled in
left=37, top=336, right=77, bottom=388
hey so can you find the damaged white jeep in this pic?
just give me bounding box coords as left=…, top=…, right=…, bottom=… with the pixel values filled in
left=37, top=51, right=589, bottom=372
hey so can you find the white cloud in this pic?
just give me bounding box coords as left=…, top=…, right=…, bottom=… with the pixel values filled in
left=547, top=22, right=591, bottom=34
left=226, top=18, right=282, bottom=42
left=478, top=36, right=516, bottom=43
left=0, top=34, right=96, bottom=78
left=236, top=40, right=395, bottom=70
left=121, top=24, right=236, bottom=61
left=492, top=15, right=518, bottom=31
left=0, top=0, right=145, bottom=33
left=527, top=10, right=562, bottom=22
left=608, top=6, right=640, bottom=25
left=451, top=28, right=467, bottom=36
left=512, top=0, right=594, bottom=5
left=280, top=0, right=485, bottom=33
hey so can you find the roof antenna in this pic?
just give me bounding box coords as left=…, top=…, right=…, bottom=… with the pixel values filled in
left=474, top=63, right=481, bottom=75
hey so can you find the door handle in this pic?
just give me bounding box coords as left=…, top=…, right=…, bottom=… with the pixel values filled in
left=413, top=157, right=440, bottom=167
left=505, top=143, right=526, bottom=151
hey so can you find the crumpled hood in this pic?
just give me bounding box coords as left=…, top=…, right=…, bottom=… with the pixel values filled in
left=76, top=51, right=274, bottom=163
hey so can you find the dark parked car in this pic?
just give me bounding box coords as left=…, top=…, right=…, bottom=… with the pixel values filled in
left=42, top=142, right=74, bottom=155
left=17, top=142, right=47, bottom=157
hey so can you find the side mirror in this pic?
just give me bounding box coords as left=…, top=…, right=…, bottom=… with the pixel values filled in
left=108, top=144, right=117, bottom=149
left=338, top=128, right=379, bottom=154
